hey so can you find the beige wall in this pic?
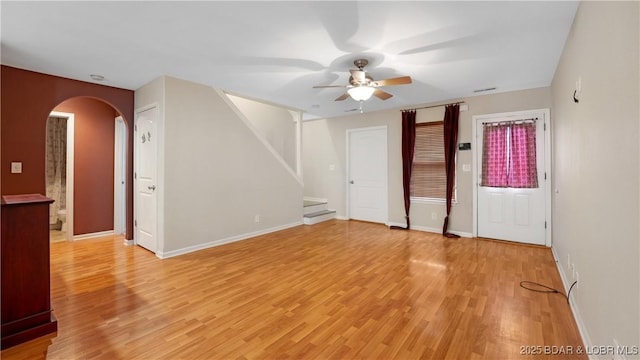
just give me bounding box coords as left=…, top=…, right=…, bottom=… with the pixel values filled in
left=303, top=87, right=550, bottom=234
left=551, top=1, right=639, bottom=350
left=227, top=94, right=298, bottom=172
left=135, top=76, right=303, bottom=256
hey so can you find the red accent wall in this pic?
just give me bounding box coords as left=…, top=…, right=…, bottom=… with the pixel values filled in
left=54, top=98, right=116, bottom=235
left=1, top=66, right=134, bottom=239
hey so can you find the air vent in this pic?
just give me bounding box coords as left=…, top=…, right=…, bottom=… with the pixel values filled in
left=473, top=87, right=497, bottom=93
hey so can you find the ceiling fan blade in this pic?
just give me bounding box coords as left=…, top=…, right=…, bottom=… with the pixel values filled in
left=335, top=93, right=350, bottom=101
left=373, top=88, right=393, bottom=100
left=313, top=84, right=347, bottom=88
left=375, top=76, right=412, bottom=86
left=350, top=69, right=366, bottom=83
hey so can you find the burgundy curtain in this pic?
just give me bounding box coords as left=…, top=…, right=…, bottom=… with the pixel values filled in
left=442, top=104, right=459, bottom=238
left=391, top=110, right=416, bottom=230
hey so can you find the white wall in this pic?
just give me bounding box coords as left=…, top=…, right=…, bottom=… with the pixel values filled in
left=551, top=1, right=639, bottom=352
left=303, top=87, right=550, bottom=234
left=135, top=76, right=303, bottom=256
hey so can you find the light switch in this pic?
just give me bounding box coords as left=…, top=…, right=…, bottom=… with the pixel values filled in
left=11, top=162, right=22, bottom=174
left=329, top=164, right=335, bottom=171
left=462, top=164, right=471, bottom=172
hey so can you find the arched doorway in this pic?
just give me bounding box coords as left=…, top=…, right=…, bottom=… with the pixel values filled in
left=46, top=96, right=129, bottom=242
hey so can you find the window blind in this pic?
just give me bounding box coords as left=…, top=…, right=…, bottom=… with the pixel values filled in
left=410, top=122, right=447, bottom=199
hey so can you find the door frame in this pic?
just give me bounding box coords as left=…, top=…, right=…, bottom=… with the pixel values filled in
left=471, top=108, right=552, bottom=246
left=345, top=125, right=388, bottom=222
left=114, top=116, right=127, bottom=236
left=49, top=111, right=75, bottom=241
left=134, top=103, right=163, bottom=255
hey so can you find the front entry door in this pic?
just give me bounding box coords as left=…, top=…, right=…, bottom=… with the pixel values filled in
left=135, top=106, right=158, bottom=253
left=475, top=109, right=549, bottom=245
left=348, top=126, right=388, bottom=223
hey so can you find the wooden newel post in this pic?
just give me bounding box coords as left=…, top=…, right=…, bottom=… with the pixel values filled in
left=1, top=194, right=58, bottom=349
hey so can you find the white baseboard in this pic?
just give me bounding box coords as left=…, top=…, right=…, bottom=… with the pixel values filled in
left=73, top=230, right=115, bottom=241
left=386, top=222, right=472, bottom=238
left=335, top=215, right=349, bottom=221
left=157, top=221, right=303, bottom=259
left=123, top=239, right=135, bottom=246
left=551, top=246, right=593, bottom=358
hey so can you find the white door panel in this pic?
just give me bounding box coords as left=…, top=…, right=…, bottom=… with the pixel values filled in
left=476, top=110, right=547, bottom=245
left=135, top=106, right=158, bottom=252
left=348, top=127, right=388, bottom=223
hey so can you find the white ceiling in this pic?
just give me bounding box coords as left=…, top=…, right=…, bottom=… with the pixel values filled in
left=1, top=1, right=579, bottom=120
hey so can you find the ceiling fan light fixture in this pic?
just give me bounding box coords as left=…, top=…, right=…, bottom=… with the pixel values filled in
left=347, top=86, right=375, bottom=101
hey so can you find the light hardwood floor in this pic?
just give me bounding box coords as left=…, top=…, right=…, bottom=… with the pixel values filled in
left=49, top=230, right=67, bottom=243
left=2, top=220, right=585, bottom=359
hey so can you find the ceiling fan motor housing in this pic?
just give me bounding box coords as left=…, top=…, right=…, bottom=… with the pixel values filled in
left=353, top=59, right=369, bottom=69
left=349, top=74, right=374, bottom=86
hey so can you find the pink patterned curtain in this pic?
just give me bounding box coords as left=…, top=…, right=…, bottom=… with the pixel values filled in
left=481, top=121, right=538, bottom=188
left=508, top=123, right=538, bottom=188
left=481, top=123, right=508, bottom=187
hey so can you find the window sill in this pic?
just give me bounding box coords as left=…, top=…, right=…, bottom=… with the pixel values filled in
left=410, top=197, right=458, bottom=205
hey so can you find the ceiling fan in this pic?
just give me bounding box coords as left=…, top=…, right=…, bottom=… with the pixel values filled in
left=313, top=59, right=412, bottom=102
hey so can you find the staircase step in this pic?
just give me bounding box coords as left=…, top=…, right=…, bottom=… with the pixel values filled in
left=304, top=200, right=328, bottom=215
left=303, top=210, right=336, bottom=225
left=304, top=200, right=325, bottom=207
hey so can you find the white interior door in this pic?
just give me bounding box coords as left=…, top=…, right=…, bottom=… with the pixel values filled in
left=475, top=110, right=548, bottom=245
left=348, top=126, right=388, bottom=223
left=135, top=106, right=158, bottom=252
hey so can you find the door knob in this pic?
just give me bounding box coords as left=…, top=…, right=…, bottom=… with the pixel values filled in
left=148, top=185, right=156, bottom=191
left=349, top=180, right=354, bottom=184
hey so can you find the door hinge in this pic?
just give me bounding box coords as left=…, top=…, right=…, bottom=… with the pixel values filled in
left=544, top=123, right=546, bottom=131
left=134, top=219, right=137, bottom=227
left=134, top=172, right=137, bottom=180
left=544, top=172, right=547, bottom=180
left=545, top=221, right=547, bottom=229
left=134, top=125, right=137, bottom=131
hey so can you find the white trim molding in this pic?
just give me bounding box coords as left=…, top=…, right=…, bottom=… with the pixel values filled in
left=49, top=111, right=75, bottom=242
left=156, top=221, right=303, bottom=259
left=387, top=222, right=473, bottom=238
left=73, top=230, right=115, bottom=241
left=551, top=247, right=592, bottom=356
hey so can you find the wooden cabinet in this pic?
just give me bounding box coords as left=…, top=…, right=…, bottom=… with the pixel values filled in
left=1, top=194, right=57, bottom=349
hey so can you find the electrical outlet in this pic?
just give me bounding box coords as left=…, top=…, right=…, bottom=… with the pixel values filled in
left=431, top=212, right=437, bottom=220
left=254, top=215, right=260, bottom=223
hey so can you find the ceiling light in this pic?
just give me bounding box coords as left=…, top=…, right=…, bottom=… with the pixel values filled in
left=90, top=74, right=105, bottom=81
left=347, top=86, right=375, bottom=101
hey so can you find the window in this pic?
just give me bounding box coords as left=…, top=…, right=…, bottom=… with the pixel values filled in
left=481, top=121, right=538, bottom=188
left=410, top=121, right=451, bottom=200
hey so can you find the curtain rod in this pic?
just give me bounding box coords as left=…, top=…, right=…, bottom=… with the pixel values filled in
left=482, top=117, right=538, bottom=125
left=401, top=101, right=465, bottom=112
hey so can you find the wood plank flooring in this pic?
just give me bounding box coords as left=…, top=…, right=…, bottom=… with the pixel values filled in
left=2, top=220, right=585, bottom=359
